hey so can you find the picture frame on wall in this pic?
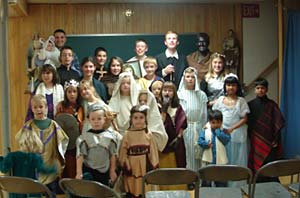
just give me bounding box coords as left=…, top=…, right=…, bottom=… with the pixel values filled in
left=124, top=60, right=142, bottom=78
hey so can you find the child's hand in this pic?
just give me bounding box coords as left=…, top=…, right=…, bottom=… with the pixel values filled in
left=208, top=141, right=213, bottom=148
left=224, top=128, right=234, bottom=134
left=110, top=170, right=118, bottom=183
left=164, top=64, right=175, bottom=74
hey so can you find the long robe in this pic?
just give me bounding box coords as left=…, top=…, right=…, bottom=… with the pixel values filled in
left=247, top=96, right=285, bottom=171
left=119, top=129, right=159, bottom=197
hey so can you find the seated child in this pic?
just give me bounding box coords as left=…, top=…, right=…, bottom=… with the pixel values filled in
left=198, top=109, right=231, bottom=187
left=76, top=103, right=118, bottom=186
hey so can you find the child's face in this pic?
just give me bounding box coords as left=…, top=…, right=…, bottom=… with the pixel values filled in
left=60, top=49, right=74, bottom=66
left=110, top=59, right=122, bottom=75
left=255, top=85, right=267, bottom=97
left=225, top=83, right=238, bottom=96
left=135, top=41, right=148, bottom=57
left=66, top=86, right=78, bottom=103
left=88, top=110, right=106, bottom=130
left=184, top=72, right=195, bottom=89
left=144, top=63, right=157, bottom=77
left=31, top=101, right=47, bottom=120
left=139, top=94, right=148, bottom=105
left=131, top=112, right=146, bottom=129
left=96, top=51, right=107, bottom=66
left=151, top=82, right=163, bottom=99
left=209, top=119, right=222, bottom=130
left=41, top=70, right=54, bottom=85
left=82, top=61, right=95, bottom=78
left=162, top=86, right=174, bottom=99
left=164, top=33, right=179, bottom=50
left=80, top=86, right=92, bottom=100
left=120, top=77, right=131, bottom=95
left=212, top=57, right=224, bottom=75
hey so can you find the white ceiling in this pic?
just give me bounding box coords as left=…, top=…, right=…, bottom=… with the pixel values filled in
left=27, top=0, right=264, bottom=4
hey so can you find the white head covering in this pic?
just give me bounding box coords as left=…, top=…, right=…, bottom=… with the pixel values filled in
left=178, top=67, right=201, bottom=97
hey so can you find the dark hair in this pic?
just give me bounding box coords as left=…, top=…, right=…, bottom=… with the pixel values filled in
left=161, top=81, right=180, bottom=108
left=94, top=47, right=107, bottom=56
left=60, top=46, right=73, bottom=55
left=223, top=76, right=243, bottom=97
left=62, top=85, right=82, bottom=109
left=53, top=29, right=66, bottom=35
left=39, top=64, right=60, bottom=84
left=107, top=56, right=124, bottom=74
left=129, top=105, right=148, bottom=130
left=208, top=109, right=223, bottom=121
left=81, top=56, right=95, bottom=67
left=255, top=77, right=269, bottom=89
left=197, top=32, right=210, bottom=45
left=135, top=38, right=148, bottom=46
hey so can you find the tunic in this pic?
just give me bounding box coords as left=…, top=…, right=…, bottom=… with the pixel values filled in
left=119, top=129, right=159, bottom=197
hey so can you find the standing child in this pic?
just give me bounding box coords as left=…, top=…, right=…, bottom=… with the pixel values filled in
left=198, top=109, right=231, bottom=187
left=139, top=57, right=163, bottom=89
left=212, top=73, right=249, bottom=186
left=56, top=79, right=84, bottom=178
left=76, top=104, right=118, bottom=186
left=26, top=64, right=64, bottom=122
left=119, top=105, right=159, bottom=198
left=16, top=94, right=69, bottom=196
left=149, top=79, right=164, bottom=107
left=156, top=31, right=188, bottom=88
left=247, top=78, right=285, bottom=179
left=205, top=52, right=227, bottom=107
left=160, top=81, right=187, bottom=168
left=178, top=67, right=208, bottom=171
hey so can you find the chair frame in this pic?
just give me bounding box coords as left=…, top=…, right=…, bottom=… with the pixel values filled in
left=251, top=159, right=300, bottom=198
left=0, top=175, right=53, bottom=197
left=198, top=164, right=253, bottom=198
left=142, top=168, right=199, bottom=198
left=59, top=178, right=120, bottom=198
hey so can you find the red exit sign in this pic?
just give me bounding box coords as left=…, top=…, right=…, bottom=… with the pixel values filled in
left=242, top=4, right=260, bottom=18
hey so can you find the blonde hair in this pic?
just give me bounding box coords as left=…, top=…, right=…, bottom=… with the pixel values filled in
left=165, top=30, right=179, bottom=39
left=79, top=80, right=100, bottom=99
left=205, top=52, right=227, bottom=81
left=31, top=94, right=47, bottom=107
left=143, top=56, right=157, bottom=68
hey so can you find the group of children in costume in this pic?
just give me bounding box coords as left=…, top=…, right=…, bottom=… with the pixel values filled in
left=0, top=30, right=285, bottom=198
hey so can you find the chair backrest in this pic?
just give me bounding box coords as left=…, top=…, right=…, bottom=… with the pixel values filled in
left=252, top=159, right=300, bottom=198
left=142, top=168, right=199, bottom=197
left=59, top=178, right=120, bottom=198
left=256, top=159, right=300, bottom=178
left=0, top=175, right=53, bottom=197
left=198, top=165, right=252, bottom=197
left=198, top=164, right=253, bottom=182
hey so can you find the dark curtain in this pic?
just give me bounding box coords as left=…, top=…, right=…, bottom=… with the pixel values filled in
left=281, top=10, right=300, bottom=158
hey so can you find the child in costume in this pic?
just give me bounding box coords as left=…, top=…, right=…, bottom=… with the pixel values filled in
left=119, top=105, right=159, bottom=198
left=76, top=103, right=118, bottom=186
left=16, top=94, right=69, bottom=196
left=198, top=109, right=230, bottom=187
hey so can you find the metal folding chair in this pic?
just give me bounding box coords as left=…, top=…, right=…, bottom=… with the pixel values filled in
left=0, top=175, right=53, bottom=197
left=198, top=165, right=252, bottom=198
left=248, top=159, right=300, bottom=198
left=59, top=178, right=120, bottom=198
left=142, top=168, right=199, bottom=198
